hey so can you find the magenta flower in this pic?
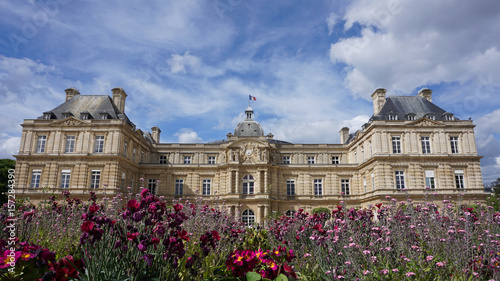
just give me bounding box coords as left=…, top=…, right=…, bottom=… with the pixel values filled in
left=406, top=272, right=416, bottom=277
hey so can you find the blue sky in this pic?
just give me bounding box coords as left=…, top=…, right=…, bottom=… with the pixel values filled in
left=0, top=0, right=499, bottom=183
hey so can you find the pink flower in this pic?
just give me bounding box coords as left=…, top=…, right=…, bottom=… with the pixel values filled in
left=426, top=255, right=434, bottom=261
left=0, top=250, right=21, bottom=268
left=392, top=269, right=399, bottom=273
left=436, top=262, right=445, bottom=267
left=363, top=270, right=371, bottom=275
left=406, top=272, right=416, bottom=277
left=380, top=269, right=389, bottom=275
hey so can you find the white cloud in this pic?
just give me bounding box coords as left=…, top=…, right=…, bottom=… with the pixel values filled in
left=326, top=12, right=339, bottom=35
left=174, top=128, right=203, bottom=143
left=330, top=0, right=500, bottom=99
left=167, top=52, right=201, bottom=74
left=0, top=134, right=20, bottom=159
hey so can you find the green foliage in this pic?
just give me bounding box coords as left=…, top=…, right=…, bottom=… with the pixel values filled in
left=311, top=207, right=329, bottom=217
left=240, top=228, right=270, bottom=251
left=0, top=159, right=15, bottom=204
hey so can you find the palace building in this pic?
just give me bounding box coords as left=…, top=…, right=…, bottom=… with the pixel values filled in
left=14, top=87, right=486, bottom=225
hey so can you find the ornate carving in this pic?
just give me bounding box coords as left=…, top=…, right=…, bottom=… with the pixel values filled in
left=53, top=117, right=88, bottom=126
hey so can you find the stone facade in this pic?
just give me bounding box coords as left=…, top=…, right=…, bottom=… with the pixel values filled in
left=14, top=87, right=486, bottom=225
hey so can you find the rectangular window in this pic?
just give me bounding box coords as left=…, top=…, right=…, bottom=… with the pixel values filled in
left=159, top=155, right=168, bottom=164
left=314, top=179, right=323, bottom=196
left=37, top=135, right=46, bottom=153
left=455, top=170, right=465, bottom=189
left=392, top=136, right=401, bottom=154
left=307, top=156, right=315, bottom=164
left=60, top=170, right=71, bottom=189
left=282, top=156, right=290, bottom=164
left=395, top=170, right=405, bottom=189
left=121, top=172, right=126, bottom=191
left=31, top=170, right=42, bottom=188
left=175, top=179, right=184, bottom=195
left=425, top=170, right=435, bottom=189
left=388, top=114, right=398, bottom=120
left=65, top=136, right=75, bottom=153
left=421, top=136, right=431, bottom=154
left=140, top=151, right=144, bottom=163
left=133, top=148, right=136, bottom=162
left=202, top=179, right=211, bottom=195
left=94, top=136, right=104, bottom=153
left=183, top=156, right=191, bottom=164
left=342, top=179, right=350, bottom=195
left=208, top=156, right=216, bottom=164
left=148, top=179, right=157, bottom=195
left=286, top=179, right=295, bottom=195
left=363, top=178, right=367, bottom=193
left=332, top=156, right=340, bottom=164
left=450, top=136, right=459, bottom=154
left=90, top=170, right=101, bottom=189
left=426, top=114, right=435, bottom=120
left=371, top=173, right=375, bottom=190
left=124, top=140, right=128, bottom=157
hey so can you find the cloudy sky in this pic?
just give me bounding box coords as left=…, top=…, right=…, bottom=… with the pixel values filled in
left=0, top=0, right=499, bottom=183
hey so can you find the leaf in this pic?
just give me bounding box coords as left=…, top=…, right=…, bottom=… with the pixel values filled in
left=274, top=274, right=288, bottom=281
left=246, top=271, right=262, bottom=281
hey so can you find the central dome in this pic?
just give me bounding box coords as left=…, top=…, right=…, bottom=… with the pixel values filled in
left=234, top=106, right=264, bottom=137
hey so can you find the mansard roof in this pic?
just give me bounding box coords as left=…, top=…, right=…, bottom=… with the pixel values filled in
left=371, top=96, right=457, bottom=121
left=38, top=95, right=134, bottom=126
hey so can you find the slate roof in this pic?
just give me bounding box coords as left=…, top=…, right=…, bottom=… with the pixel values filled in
left=39, top=95, right=134, bottom=127
left=371, top=96, right=457, bottom=121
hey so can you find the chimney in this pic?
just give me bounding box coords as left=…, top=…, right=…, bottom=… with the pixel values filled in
left=339, top=127, right=350, bottom=144
left=151, top=126, right=161, bottom=143
left=65, top=88, right=80, bottom=101
left=371, top=88, right=387, bottom=115
left=112, top=87, right=128, bottom=113
left=418, top=88, right=432, bottom=102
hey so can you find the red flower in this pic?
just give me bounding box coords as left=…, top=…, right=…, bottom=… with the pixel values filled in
left=375, top=203, right=383, bottom=209
left=127, top=232, right=140, bottom=241
left=80, top=221, right=95, bottom=233
left=179, top=230, right=190, bottom=241
left=127, top=199, right=141, bottom=212
left=211, top=230, right=220, bottom=241
left=89, top=203, right=99, bottom=213
left=0, top=250, right=21, bottom=269
left=173, top=204, right=183, bottom=212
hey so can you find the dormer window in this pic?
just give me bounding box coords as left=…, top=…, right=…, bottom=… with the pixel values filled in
left=42, top=112, right=54, bottom=120
left=388, top=114, right=398, bottom=120
left=406, top=113, right=416, bottom=121
left=62, top=112, right=73, bottom=119
left=80, top=112, right=92, bottom=120
left=443, top=114, right=454, bottom=121
left=99, top=113, right=110, bottom=120
left=425, top=114, right=435, bottom=120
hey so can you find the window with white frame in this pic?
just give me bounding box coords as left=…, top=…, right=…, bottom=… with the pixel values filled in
left=175, top=179, right=184, bottom=195
left=60, top=170, right=71, bottom=189
left=425, top=114, right=435, bottom=120
left=37, top=135, right=46, bottom=153
left=406, top=114, right=416, bottom=121
left=444, top=114, right=454, bottom=121
left=148, top=179, right=157, bottom=195
left=388, top=114, right=398, bottom=120
left=332, top=156, right=340, bottom=164
left=341, top=179, right=350, bottom=195
left=285, top=210, right=296, bottom=218
left=140, top=151, right=144, bottom=163
left=242, top=175, right=254, bottom=194
left=183, top=155, right=192, bottom=164
left=421, top=136, right=431, bottom=154
left=241, top=209, right=255, bottom=227
left=371, top=173, right=375, bottom=190
left=455, top=170, right=465, bottom=189
left=43, top=113, right=52, bottom=120
left=202, top=179, right=211, bottom=195
left=307, top=156, right=315, bottom=164
left=31, top=170, right=42, bottom=188
left=62, top=112, right=72, bottom=119
left=208, top=156, right=216, bottom=164
left=159, top=155, right=168, bottom=164
left=450, top=136, right=459, bottom=154
left=314, top=179, right=323, bottom=196
left=90, top=170, right=101, bottom=189
left=392, top=136, right=401, bottom=154
left=425, top=170, right=435, bottom=189
left=81, top=113, right=89, bottom=120
left=133, top=147, right=136, bottom=162
left=361, top=147, right=365, bottom=162
left=363, top=178, right=367, bottom=193
left=282, top=156, right=290, bottom=164
left=286, top=179, right=295, bottom=195
left=65, top=136, right=75, bottom=153
left=121, top=172, right=126, bottom=191
left=99, top=113, right=108, bottom=120
left=395, top=170, right=405, bottom=189
left=94, top=136, right=104, bottom=153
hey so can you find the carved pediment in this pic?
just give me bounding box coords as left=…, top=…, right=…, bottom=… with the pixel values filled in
left=51, top=117, right=90, bottom=126
left=226, top=139, right=269, bottom=164
left=408, top=117, right=444, bottom=127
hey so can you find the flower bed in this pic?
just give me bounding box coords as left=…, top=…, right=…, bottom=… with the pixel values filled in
left=1, top=188, right=500, bottom=280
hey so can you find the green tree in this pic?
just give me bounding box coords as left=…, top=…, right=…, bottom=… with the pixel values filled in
left=493, top=178, right=500, bottom=196
left=0, top=159, right=16, bottom=204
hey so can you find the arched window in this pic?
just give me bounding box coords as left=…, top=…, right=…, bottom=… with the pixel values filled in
left=242, top=175, right=254, bottom=194
left=242, top=209, right=255, bottom=226
left=285, top=210, right=296, bottom=218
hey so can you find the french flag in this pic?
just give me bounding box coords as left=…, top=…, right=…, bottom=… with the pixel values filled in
left=249, top=95, right=257, bottom=101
